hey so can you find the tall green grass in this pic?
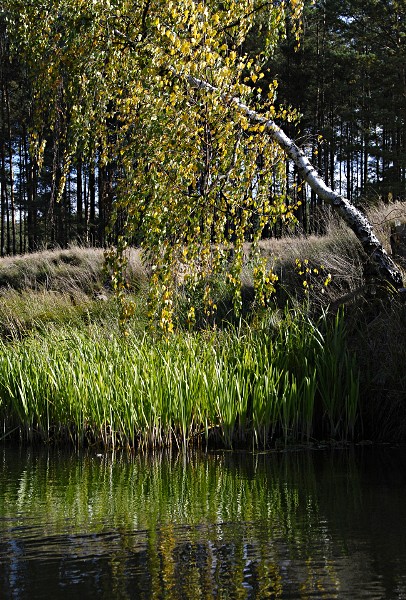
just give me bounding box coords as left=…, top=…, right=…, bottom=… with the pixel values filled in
left=0, top=308, right=359, bottom=449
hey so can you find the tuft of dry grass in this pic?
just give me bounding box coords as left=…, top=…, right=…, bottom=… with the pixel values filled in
left=252, top=222, right=364, bottom=310
left=0, top=246, right=105, bottom=293
left=0, top=246, right=148, bottom=294
left=366, top=200, right=406, bottom=253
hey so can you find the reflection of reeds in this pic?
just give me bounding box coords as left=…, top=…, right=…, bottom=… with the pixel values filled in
left=0, top=448, right=371, bottom=599
left=0, top=308, right=359, bottom=449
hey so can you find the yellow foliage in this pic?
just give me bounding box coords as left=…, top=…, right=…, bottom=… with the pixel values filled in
left=9, top=0, right=305, bottom=329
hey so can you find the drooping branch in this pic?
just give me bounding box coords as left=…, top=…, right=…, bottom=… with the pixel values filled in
left=185, top=73, right=404, bottom=291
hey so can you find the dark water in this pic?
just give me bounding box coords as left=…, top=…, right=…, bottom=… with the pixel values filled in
left=1, top=446, right=406, bottom=599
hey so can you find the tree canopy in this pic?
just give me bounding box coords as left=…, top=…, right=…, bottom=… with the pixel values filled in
left=3, top=0, right=404, bottom=328
left=5, top=0, right=307, bottom=327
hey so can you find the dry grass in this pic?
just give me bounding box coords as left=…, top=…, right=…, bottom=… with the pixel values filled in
left=0, top=200, right=403, bottom=303
left=262, top=226, right=363, bottom=303
left=0, top=246, right=105, bottom=293
left=0, top=246, right=148, bottom=339
left=252, top=201, right=406, bottom=310
left=367, top=200, right=406, bottom=253
left=0, top=246, right=147, bottom=294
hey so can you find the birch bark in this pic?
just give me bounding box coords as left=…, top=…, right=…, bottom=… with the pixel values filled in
left=186, top=73, right=404, bottom=290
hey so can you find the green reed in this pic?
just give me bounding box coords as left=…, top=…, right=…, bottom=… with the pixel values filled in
left=0, top=308, right=359, bottom=449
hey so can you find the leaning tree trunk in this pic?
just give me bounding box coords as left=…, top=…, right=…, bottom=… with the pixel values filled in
left=186, top=74, right=404, bottom=291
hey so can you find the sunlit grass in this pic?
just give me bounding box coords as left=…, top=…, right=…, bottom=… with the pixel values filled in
left=0, top=308, right=359, bottom=449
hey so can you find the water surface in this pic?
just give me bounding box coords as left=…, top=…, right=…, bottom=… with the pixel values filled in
left=1, top=446, right=406, bottom=599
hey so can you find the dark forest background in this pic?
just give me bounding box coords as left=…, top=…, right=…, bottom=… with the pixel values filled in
left=0, top=0, right=405, bottom=254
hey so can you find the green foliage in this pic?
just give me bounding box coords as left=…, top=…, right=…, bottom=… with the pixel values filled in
left=0, top=308, right=359, bottom=448
left=4, top=0, right=306, bottom=327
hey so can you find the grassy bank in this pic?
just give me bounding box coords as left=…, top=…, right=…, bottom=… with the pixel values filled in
left=0, top=201, right=405, bottom=448
left=0, top=310, right=358, bottom=449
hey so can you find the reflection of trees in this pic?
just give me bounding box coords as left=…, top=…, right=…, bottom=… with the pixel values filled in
left=0, top=448, right=406, bottom=598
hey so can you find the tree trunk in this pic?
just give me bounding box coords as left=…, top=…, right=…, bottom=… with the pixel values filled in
left=185, top=74, right=404, bottom=291
left=5, top=84, right=16, bottom=254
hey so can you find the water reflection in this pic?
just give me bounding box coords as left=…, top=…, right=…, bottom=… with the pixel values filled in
left=1, top=447, right=406, bottom=598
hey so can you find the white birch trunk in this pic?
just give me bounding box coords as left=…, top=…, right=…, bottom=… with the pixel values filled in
left=186, top=74, right=404, bottom=290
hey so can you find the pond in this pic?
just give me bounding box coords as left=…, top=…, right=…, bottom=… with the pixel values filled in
left=1, top=445, right=406, bottom=599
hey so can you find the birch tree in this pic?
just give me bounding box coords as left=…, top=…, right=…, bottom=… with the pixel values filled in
left=5, top=0, right=403, bottom=328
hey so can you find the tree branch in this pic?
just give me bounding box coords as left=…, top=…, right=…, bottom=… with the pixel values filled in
left=183, top=72, right=404, bottom=291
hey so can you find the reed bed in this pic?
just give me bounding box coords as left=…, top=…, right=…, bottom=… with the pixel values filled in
left=0, top=309, right=359, bottom=449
